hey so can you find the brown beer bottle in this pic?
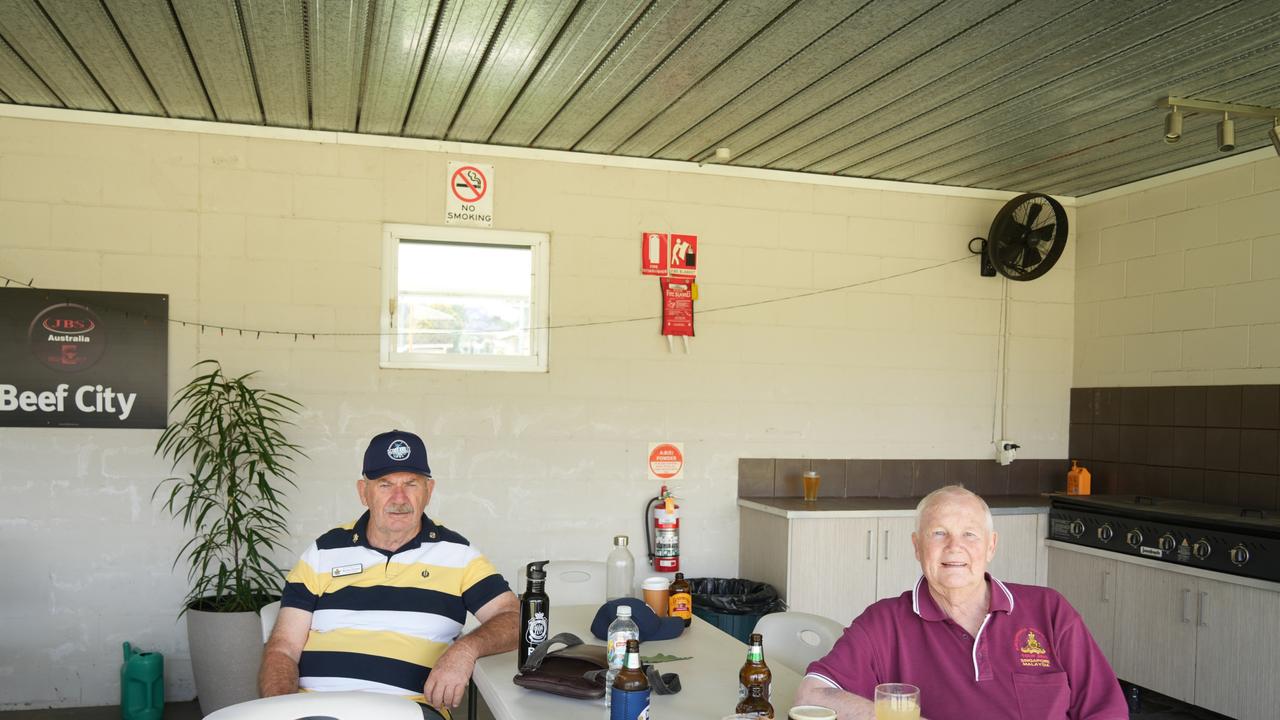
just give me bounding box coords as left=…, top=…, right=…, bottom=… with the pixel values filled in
left=611, top=639, right=650, bottom=720
left=735, top=632, right=773, bottom=718
left=668, top=572, right=693, bottom=627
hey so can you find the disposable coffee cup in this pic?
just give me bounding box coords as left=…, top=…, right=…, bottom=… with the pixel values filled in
left=789, top=706, right=838, bottom=719
left=641, top=576, right=670, bottom=617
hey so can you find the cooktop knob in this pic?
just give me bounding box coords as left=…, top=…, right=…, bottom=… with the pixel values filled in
left=1069, top=519, right=1085, bottom=538
left=1097, top=524, right=1114, bottom=542
left=1126, top=529, right=1143, bottom=548
left=1192, top=539, right=1211, bottom=560
left=1229, top=544, right=1250, bottom=567
left=1158, top=533, right=1177, bottom=553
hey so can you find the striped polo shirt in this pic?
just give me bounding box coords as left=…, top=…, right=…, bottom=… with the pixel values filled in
left=280, top=512, right=510, bottom=704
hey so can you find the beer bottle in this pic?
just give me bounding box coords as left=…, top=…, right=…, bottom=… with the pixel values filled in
left=668, top=572, right=693, bottom=627
left=735, top=632, right=773, bottom=718
left=610, top=639, right=650, bottom=720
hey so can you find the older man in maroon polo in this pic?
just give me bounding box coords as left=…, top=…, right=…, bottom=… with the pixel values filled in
left=795, top=485, right=1126, bottom=720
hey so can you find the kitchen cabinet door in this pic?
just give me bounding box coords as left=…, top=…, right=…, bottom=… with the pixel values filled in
left=739, top=508, right=790, bottom=601
left=1192, top=578, right=1280, bottom=720
left=1111, top=563, right=1198, bottom=703
left=988, top=514, right=1039, bottom=585
left=875, top=517, right=921, bottom=601
left=1046, top=548, right=1117, bottom=662
left=789, top=517, right=878, bottom=627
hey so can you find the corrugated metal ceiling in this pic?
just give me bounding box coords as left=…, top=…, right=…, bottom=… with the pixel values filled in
left=1, top=0, right=1277, bottom=196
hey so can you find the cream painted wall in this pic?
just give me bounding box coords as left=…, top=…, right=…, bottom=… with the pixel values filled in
left=1074, top=155, right=1280, bottom=387
left=0, top=115, right=1073, bottom=708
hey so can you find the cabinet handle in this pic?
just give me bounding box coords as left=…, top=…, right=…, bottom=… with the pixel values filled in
left=883, top=530, right=890, bottom=560
left=1197, top=591, right=1208, bottom=627
left=1181, top=589, right=1192, bottom=624
left=1101, top=571, right=1112, bottom=602
left=866, top=530, right=872, bottom=560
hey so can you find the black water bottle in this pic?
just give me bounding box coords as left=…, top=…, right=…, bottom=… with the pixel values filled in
left=518, top=561, right=550, bottom=670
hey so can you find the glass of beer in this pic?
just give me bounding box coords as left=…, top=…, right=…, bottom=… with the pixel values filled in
left=802, top=470, right=821, bottom=502
left=874, top=683, right=920, bottom=720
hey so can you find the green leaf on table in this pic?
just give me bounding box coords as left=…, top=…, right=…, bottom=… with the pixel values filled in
left=641, top=653, right=692, bottom=663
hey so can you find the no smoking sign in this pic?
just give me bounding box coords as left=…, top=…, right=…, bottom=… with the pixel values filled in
left=446, top=161, right=494, bottom=227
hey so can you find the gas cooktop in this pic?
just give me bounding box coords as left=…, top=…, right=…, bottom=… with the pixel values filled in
left=1049, top=494, right=1280, bottom=584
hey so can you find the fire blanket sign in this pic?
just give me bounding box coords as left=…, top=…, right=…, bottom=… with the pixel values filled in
left=669, top=234, right=697, bottom=278
left=0, top=288, right=168, bottom=428
left=660, top=278, right=693, bottom=337
left=648, top=442, right=684, bottom=481
left=446, top=161, right=493, bottom=227
left=641, top=232, right=668, bottom=275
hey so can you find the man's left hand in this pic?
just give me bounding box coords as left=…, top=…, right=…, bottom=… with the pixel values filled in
left=423, top=642, right=478, bottom=709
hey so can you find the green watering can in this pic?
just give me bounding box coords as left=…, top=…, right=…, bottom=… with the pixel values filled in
left=120, top=642, right=163, bottom=720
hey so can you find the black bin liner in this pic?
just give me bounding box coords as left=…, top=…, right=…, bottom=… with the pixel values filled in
left=688, top=577, right=786, bottom=615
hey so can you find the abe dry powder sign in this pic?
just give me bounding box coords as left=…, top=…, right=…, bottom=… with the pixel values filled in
left=648, top=442, right=684, bottom=481
left=0, top=288, right=168, bottom=428
left=446, top=161, right=494, bottom=227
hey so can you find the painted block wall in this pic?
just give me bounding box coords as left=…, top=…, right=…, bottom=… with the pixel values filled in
left=1074, top=154, right=1280, bottom=387
left=0, top=115, right=1073, bottom=708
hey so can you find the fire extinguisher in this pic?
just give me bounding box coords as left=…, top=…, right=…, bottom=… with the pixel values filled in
left=645, top=486, right=679, bottom=572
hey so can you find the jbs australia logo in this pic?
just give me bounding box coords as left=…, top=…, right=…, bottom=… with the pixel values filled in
left=387, top=439, right=411, bottom=461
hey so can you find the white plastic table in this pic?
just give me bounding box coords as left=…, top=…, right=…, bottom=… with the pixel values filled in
left=472, top=604, right=800, bottom=720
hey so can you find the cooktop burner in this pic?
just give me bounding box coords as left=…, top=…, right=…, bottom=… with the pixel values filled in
left=1049, top=494, right=1280, bottom=583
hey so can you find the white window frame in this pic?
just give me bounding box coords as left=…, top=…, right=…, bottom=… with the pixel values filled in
left=380, top=223, right=550, bottom=372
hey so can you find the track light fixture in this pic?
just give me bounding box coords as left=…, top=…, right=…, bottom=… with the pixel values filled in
left=1164, top=106, right=1182, bottom=143
left=1218, top=112, right=1235, bottom=152
left=1156, top=96, right=1280, bottom=157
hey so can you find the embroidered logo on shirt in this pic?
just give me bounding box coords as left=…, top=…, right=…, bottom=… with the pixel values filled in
left=1014, top=627, right=1052, bottom=668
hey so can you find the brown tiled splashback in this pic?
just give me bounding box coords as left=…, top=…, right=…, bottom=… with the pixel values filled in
left=738, top=457, right=1067, bottom=498
left=1069, top=385, right=1280, bottom=510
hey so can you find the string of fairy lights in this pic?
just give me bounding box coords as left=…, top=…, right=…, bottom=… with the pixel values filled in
left=2, top=254, right=971, bottom=340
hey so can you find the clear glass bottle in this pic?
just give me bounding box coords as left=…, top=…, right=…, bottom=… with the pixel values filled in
left=604, top=605, right=639, bottom=709
left=606, top=535, right=635, bottom=600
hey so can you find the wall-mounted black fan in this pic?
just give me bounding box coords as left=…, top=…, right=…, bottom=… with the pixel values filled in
left=969, top=193, right=1068, bottom=280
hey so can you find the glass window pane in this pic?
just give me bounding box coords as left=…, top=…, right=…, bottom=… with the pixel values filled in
left=396, top=240, right=533, bottom=357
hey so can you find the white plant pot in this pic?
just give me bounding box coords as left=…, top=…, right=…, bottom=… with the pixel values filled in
left=187, top=606, right=264, bottom=715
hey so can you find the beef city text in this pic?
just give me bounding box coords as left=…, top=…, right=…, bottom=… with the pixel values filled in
left=0, top=384, right=138, bottom=420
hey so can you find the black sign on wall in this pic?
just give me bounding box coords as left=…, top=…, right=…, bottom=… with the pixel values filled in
left=1, top=288, right=168, bottom=428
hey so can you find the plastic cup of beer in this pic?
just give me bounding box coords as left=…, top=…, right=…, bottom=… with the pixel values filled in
left=788, top=706, right=838, bottom=719
left=642, top=576, right=670, bottom=617
left=802, top=470, right=821, bottom=502
left=875, top=683, right=920, bottom=720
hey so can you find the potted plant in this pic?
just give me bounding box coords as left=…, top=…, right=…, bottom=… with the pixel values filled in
left=154, top=360, right=304, bottom=714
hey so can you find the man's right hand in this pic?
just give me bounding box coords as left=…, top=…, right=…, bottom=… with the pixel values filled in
left=258, top=606, right=312, bottom=697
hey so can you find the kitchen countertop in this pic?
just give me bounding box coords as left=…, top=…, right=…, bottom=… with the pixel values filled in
left=738, top=494, right=1051, bottom=519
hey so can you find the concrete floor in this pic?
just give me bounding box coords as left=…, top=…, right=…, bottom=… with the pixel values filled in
left=0, top=701, right=202, bottom=719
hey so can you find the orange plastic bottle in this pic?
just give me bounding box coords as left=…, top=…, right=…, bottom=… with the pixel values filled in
left=1067, top=460, right=1091, bottom=495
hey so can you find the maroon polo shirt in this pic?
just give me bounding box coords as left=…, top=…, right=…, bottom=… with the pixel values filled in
left=806, top=575, right=1126, bottom=720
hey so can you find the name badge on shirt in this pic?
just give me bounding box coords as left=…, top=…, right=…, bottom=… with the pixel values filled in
left=331, top=563, right=363, bottom=578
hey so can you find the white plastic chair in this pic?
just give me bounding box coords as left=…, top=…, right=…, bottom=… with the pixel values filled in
left=203, top=690, right=423, bottom=720
left=752, top=611, right=844, bottom=674
left=259, top=600, right=281, bottom=643
left=546, top=560, right=607, bottom=605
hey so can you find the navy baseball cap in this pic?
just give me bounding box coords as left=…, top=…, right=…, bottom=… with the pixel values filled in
left=362, top=430, right=431, bottom=478
left=591, top=598, right=685, bottom=642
